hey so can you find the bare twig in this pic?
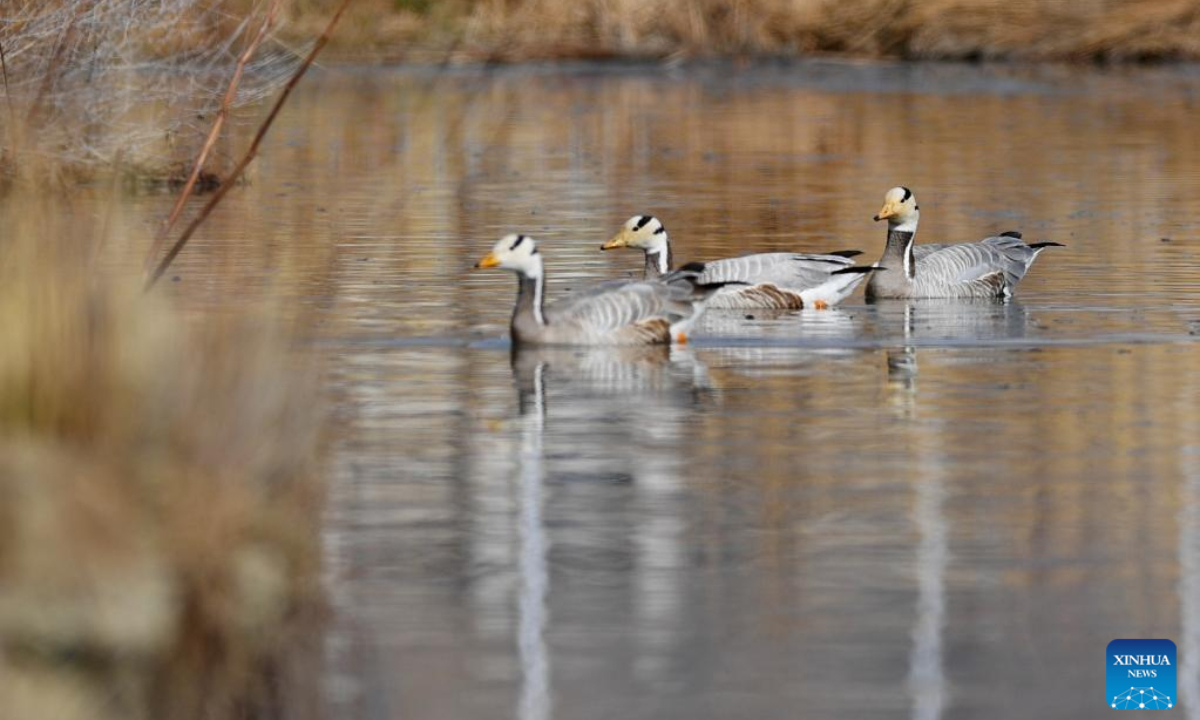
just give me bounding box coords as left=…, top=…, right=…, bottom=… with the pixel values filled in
left=0, top=36, right=14, bottom=169
left=0, top=37, right=14, bottom=122
left=145, top=0, right=356, bottom=291
left=25, top=4, right=83, bottom=127
left=142, top=0, right=283, bottom=278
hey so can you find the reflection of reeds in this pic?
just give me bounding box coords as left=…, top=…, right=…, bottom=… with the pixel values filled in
left=0, top=205, right=325, bottom=720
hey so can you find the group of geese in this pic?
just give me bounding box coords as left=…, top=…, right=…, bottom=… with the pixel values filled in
left=474, top=187, right=1064, bottom=346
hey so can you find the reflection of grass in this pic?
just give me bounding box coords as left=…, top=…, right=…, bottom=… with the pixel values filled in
left=0, top=203, right=324, bottom=720
left=290, top=0, right=1200, bottom=62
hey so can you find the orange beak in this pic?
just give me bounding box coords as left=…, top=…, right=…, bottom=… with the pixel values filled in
left=601, top=230, right=632, bottom=251
left=874, top=202, right=898, bottom=222
left=474, top=251, right=501, bottom=269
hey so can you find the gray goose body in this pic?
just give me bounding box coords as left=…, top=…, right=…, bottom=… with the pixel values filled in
left=685, top=252, right=869, bottom=309
left=477, top=234, right=728, bottom=346
left=604, top=215, right=872, bottom=309
left=865, top=187, right=1062, bottom=300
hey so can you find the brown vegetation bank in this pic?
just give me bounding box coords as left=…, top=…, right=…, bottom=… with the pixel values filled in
left=294, top=0, right=1200, bottom=63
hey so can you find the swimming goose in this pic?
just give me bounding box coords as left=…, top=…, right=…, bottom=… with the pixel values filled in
left=475, top=233, right=730, bottom=346
left=601, top=215, right=874, bottom=310
left=865, top=187, right=1063, bottom=300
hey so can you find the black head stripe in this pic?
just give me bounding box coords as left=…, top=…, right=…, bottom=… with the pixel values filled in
left=510, top=234, right=528, bottom=250
left=653, top=225, right=666, bottom=235
left=634, top=215, right=653, bottom=231
left=900, top=187, right=912, bottom=202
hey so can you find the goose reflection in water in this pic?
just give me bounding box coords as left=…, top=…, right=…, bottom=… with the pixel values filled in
left=515, top=358, right=549, bottom=720
left=868, top=298, right=1034, bottom=347
left=508, top=344, right=719, bottom=720
left=699, top=305, right=861, bottom=343
left=695, top=307, right=866, bottom=379
left=1179, top=439, right=1200, bottom=719
left=910, top=452, right=948, bottom=720
left=878, top=299, right=1036, bottom=416
left=511, top=344, right=717, bottom=416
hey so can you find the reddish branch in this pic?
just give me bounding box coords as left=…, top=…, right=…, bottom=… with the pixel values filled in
left=142, top=0, right=283, bottom=277
left=145, top=0, right=356, bottom=290
left=0, top=37, right=13, bottom=122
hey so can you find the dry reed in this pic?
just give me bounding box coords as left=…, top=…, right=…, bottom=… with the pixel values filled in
left=145, top=0, right=356, bottom=289
left=0, top=204, right=325, bottom=719
left=144, top=0, right=285, bottom=276
left=0, top=0, right=296, bottom=185
left=286, top=0, right=1200, bottom=63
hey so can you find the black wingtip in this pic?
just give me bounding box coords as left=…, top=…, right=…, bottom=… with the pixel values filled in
left=827, top=249, right=864, bottom=258
left=1000, top=230, right=1023, bottom=239
left=832, top=265, right=880, bottom=275
left=677, top=261, right=707, bottom=273
left=1029, top=241, right=1066, bottom=249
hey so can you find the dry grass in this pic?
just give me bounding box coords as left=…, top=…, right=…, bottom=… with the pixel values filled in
left=287, top=0, right=1200, bottom=62
left=0, top=0, right=294, bottom=185
left=3, top=0, right=1194, bottom=184
left=0, top=200, right=325, bottom=720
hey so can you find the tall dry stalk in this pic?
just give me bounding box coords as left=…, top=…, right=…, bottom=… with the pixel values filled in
left=0, top=37, right=13, bottom=121
left=145, top=0, right=357, bottom=290
left=144, top=0, right=284, bottom=276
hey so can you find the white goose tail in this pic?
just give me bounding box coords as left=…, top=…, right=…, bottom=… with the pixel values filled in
left=798, top=265, right=877, bottom=308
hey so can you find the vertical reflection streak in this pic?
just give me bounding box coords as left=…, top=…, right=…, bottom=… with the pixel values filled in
left=1179, top=444, right=1199, bottom=719
left=910, top=462, right=947, bottom=720
left=518, top=362, right=551, bottom=720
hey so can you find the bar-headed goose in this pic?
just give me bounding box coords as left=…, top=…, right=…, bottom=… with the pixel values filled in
left=475, top=234, right=730, bottom=346
left=601, top=215, right=874, bottom=310
left=865, top=187, right=1063, bottom=300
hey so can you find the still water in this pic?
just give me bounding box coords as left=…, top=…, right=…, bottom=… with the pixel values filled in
left=81, top=61, right=1200, bottom=717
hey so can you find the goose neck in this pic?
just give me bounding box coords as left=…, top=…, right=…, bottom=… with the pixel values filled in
left=644, top=240, right=672, bottom=278
left=885, top=225, right=917, bottom=281
left=515, top=265, right=546, bottom=327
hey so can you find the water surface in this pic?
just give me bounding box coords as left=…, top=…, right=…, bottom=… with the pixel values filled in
left=39, top=61, right=1200, bottom=719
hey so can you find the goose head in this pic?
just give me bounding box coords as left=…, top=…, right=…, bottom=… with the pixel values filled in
left=601, top=215, right=668, bottom=254
left=475, top=233, right=543, bottom=278
left=874, top=186, right=919, bottom=232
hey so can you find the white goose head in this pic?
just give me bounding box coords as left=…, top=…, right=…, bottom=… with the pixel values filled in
left=602, top=215, right=671, bottom=275
left=475, top=233, right=543, bottom=278
left=602, top=215, right=669, bottom=254
left=874, top=186, right=919, bottom=233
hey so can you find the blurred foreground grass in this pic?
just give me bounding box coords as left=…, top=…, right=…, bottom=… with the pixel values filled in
left=0, top=200, right=325, bottom=720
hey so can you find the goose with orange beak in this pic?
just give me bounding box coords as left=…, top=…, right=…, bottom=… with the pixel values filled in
left=602, top=215, right=874, bottom=310
left=865, top=186, right=1063, bottom=300
left=475, top=233, right=734, bottom=346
